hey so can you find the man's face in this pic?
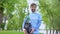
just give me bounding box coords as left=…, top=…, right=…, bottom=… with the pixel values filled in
left=30, top=5, right=36, bottom=13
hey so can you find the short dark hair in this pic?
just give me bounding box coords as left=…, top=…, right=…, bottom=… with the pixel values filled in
left=30, top=3, right=37, bottom=7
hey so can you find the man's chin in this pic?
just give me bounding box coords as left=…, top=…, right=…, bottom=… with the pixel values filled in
left=32, top=11, right=35, bottom=13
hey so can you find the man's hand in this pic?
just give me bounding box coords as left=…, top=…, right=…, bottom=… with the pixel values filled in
left=23, top=29, right=27, bottom=34
left=30, top=28, right=35, bottom=34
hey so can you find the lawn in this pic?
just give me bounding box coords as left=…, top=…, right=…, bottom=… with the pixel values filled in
left=0, top=31, right=24, bottom=34
left=0, top=31, right=43, bottom=34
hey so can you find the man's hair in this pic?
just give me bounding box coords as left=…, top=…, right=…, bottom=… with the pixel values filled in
left=30, top=3, right=37, bottom=7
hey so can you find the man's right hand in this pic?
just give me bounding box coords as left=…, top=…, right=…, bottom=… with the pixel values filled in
left=23, top=29, right=27, bottom=34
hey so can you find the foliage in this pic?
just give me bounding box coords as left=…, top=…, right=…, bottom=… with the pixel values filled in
left=0, top=0, right=27, bottom=30
left=39, top=0, right=60, bottom=29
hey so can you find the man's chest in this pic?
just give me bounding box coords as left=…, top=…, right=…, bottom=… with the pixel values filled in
left=29, top=14, right=39, bottom=20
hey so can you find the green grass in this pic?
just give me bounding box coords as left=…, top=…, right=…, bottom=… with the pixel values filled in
left=0, top=31, right=24, bottom=34
left=0, top=31, right=44, bottom=34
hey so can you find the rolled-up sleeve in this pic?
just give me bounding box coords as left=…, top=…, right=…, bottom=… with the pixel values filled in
left=36, top=14, right=42, bottom=29
left=22, top=16, right=27, bottom=30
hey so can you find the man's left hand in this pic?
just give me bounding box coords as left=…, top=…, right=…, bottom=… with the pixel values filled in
left=30, top=28, right=35, bottom=34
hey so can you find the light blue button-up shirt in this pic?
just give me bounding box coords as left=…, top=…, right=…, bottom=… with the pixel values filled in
left=22, top=12, right=42, bottom=34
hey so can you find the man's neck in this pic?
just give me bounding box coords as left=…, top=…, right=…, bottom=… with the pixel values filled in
left=32, top=11, right=36, bottom=13
left=32, top=10, right=35, bottom=12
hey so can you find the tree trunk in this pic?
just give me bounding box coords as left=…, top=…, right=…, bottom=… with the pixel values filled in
left=46, top=25, right=48, bottom=34
left=53, top=29, right=54, bottom=34
left=0, top=13, right=3, bottom=23
left=46, top=29, right=48, bottom=34
left=50, top=29, right=51, bottom=34
left=0, top=9, right=3, bottom=28
left=0, top=5, right=4, bottom=30
left=56, top=29, right=58, bottom=34
left=58, top=29, right=60, bottom=34
left=58, top=31, right=60, bottom=34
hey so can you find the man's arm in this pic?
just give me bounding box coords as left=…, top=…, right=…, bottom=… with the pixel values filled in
left=22, top=18, right=26, bottom=30
left=22, top=16, right=28, bottom=34
left=22, top=16, right=28, bottom=30
left=37, top=14, right=42, bottom=29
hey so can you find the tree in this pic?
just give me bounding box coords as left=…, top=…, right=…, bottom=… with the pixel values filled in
left=39, top=0, right=60, bottom=34
left=0, top=0, right=27, bottom=30
left=0, top=2, right=4, bottom=30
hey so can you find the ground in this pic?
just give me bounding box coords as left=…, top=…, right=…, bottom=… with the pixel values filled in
left=0, top=31, right=24, bottom=34
left=0, top=30, right=43, bottom=34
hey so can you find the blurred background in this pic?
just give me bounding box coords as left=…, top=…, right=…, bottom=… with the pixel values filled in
left=0, top=0, right=60, bottom=34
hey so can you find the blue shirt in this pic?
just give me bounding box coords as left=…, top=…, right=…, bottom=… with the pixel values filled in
left=22, top=12, right=42, bottom=33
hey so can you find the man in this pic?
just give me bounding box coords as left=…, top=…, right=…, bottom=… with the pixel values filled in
left=22, top=3, right=42, bottom=34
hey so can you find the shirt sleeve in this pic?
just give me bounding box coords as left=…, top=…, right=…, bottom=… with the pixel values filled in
left=36, top=14, right=42, bottom=29
left=22, top=16, right=27, bottom=30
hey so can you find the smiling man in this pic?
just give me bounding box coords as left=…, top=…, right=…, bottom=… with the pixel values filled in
left=22, top=3, right=42, bottom=34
